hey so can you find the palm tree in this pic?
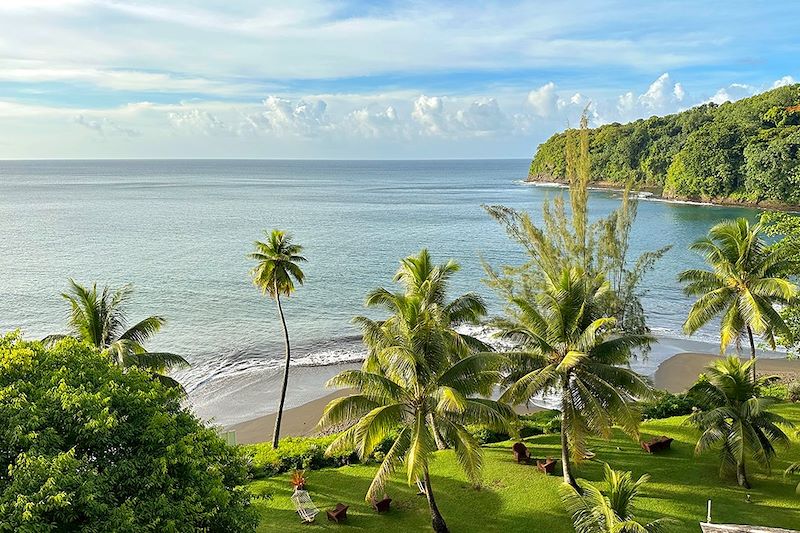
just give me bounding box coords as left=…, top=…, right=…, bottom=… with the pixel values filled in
left=688, top=356, right=793, bottom=488
left=249, top=229, right=307, bottom=449
left=318, top=254, right=513, bottom=533
left=785, top=462, right=800, bottom=494
left=680, top=218, right=799, bottom=381
left=559, top=463, right=673, bottom=533
left=497, top=267, right=652, bottom=489
left=47, top=279, right=188, bottom=388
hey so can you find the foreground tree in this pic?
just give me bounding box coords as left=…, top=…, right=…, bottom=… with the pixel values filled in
left=318, top=252, right=513, bottom=533
left=559, top=463, right=673, bottom=533
left=0, top=333, right=257, bottom=531
left=680, top=218, right=799, bottom=380
left=249, top=229, right=307, bottom=449
left=497, top=267, right=652, bottom=489
left=688, top=356, right=792, bottom=488
left=47, top=279, right=189, bottom=388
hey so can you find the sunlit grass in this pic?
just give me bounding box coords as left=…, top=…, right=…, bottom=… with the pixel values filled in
left=249, top=403, right=800, bottom=532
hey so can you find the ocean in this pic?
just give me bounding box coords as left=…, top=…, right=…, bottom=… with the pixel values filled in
left=0, top=159, right=766, bottom=424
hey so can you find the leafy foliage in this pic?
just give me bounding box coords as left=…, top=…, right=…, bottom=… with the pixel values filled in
left=243, top=436, right=355, bottom=478
left=559, top=463, right=673, bottom=533
left=761, top=211, right=800, bottom=358
left=46, top=279, right=189, bottom=389
left=640, top=391, right=700, bottom=420
left=687, top=356, right=793, bottom=488
left=0, top=333, right=257, bottom=532
left=529, top=84, right=800, bottom=204
left=495, top=266, right=652, bottom=487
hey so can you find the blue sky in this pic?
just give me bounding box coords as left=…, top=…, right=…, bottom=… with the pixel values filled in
left=0, top=0, right=797, bottom=159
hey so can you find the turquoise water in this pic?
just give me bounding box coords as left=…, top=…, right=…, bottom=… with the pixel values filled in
left=0, top=159, right=761, bottom=422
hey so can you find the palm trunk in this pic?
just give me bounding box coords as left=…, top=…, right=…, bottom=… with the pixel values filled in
left=272, top=284, right=291, bottom=449
left=428, top=414, right=448, bottom=450
left=736, top=461, right=751, bottom=489
left=560, top=412, right=579, bottom=490
left=423, top=468, right=449, bottom=533
left=746, top=326, right=757, bottom=383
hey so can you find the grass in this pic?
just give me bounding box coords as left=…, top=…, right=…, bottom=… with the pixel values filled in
left=248, top=403, right=800, bottom=532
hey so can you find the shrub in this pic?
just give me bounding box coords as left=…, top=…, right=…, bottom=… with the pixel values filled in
left=243, top=435, right=355, bottom=478
left=0, top=334, right=257, bottom=532
left=788, top=381, right=800, bottom=402
left=640, top=391, right=699, bottom=420
left=760, top=382, right=790, bottom=400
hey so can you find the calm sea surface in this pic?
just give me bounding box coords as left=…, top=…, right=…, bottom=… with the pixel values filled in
left=0, top=159, right=763, bottom=422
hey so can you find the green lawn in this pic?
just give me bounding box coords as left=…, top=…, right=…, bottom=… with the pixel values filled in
left=249, top=403, right=800, bottom=532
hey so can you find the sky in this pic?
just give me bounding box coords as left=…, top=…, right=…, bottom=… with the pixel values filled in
left=0, top=0, right=798, bottom=159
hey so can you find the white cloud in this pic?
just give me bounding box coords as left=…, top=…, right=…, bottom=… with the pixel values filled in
left=168, top=109, right=231, bottom=135
left=527, top=82, right=559, bottom=118
left=773, top=75, right=797, bottom=88
left=242, top=96, right=330, bottom=137
left=342, top=106, right=405, bottom=139
left=706, top=83, right=754, bottom=105
left=74, top=114, right=140, bottom=137
left=454, top=98, right=509, bottom=135
left=411, top=95, right=447, bottom=136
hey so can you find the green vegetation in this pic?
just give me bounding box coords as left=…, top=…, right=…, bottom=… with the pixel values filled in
left=44, top=279, right=189, bottom=388
left=528, top=84, right=800, bottom=204
left=762, top=211, right=800, bottom=358
left=0, top=333, right=257, bottom=532
left=318, top=250, right=513, bottom=533
left=559, top=463, right=673, bottom=533
left=249, top=404, right=800, bottom=533
left=688, top=357, right=793, bottom=488
left=495, top=266, right=652, bottom=488
left=249, top=230, right=307, bottom=448
left=679, top=217, right=799, bottom=379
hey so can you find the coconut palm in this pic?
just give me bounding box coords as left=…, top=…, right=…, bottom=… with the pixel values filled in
left=249, top=229, right=307, bottom=449
left=559, top=463, right=673, bottom=533
left=680, top=218, right=799, bottom=381
left=46, top=279, right=188, bottom=388
left=688, top=356, right=793, bottom=488
left=785, top=462, right=800, bottom=494
left=497, top=267, right=652, bottom=489
left=319, top=255, right=513, bottom=533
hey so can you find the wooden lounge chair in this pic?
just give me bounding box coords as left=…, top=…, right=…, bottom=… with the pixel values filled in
left=327, top=503, right=349, bottom=523
left=290, top=489, right=319, bottom=524
left=512, top=442, right=531, bottom=464
left=371, top=495, right=392, bottom=513
left=537, top=458, right=557, bottom=475
left=641, top=435, right=673, bottom=454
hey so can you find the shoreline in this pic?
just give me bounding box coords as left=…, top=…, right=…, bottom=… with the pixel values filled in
left=524, top=177, right=800, bottom=212
left=223, top=343, right=799, bottom=445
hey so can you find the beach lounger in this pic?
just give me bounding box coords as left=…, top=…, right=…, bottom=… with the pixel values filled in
left=291, top=489, right=319, bottom=523
left=537, top=458, right=557, bottom=474
left=371, top=495, right=392, bottom=513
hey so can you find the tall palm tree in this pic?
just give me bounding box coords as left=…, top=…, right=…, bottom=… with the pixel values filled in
left=249, top=229, right=306, bottom=449
left=319, top=254, right=513, bottom=533
left=688, top=356, right=793, bottom=488
left=497, top=267, right=652, bottom=489
left=47, top=279, right=188, bottom=388
left=680, top=218, right=799, bottom=381
left=559, top=463, right=673, bottom=533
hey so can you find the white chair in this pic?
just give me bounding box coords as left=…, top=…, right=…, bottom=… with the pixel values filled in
left=291, top=489, right=320, bottom=523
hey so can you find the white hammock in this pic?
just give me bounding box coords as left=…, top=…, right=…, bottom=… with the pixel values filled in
left=291, top=489, right=319, bottom=523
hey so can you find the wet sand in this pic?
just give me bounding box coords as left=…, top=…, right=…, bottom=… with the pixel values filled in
left=655, top=352, right=800, bottom=393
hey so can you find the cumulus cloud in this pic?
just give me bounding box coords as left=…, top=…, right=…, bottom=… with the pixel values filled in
left=454, top=98, right=509, bottom=135
left=773, top=75, right=797, bottom=88
left=706, top=83, right=754, bottom=105
left=411, top=95, right=447, bottom=136
left=244, top=96, right=330, bottom=137
left=342, top=106, right=405, bottom=139
left=74, top=114, right=140, bottom=137
left=527, top=82, right=559, bottom=118
left=168, top=109, right=231, bottom=135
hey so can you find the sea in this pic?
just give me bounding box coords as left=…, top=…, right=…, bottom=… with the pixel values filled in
left=0, top=159, right=771, bottom=425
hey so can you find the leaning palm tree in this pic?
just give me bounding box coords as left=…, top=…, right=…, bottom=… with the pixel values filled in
left=680, top=218, right=799, bottom=381
left=560, top=463, right=673, bottom=533
left=497, top=267, right=652, bottom=489
left=319, top=257, right=513, bottom=533
left=688, top=356, right=793, bottom=488
left=47, top=279, right=188, bottom=388
left=249, top=229, right=306, bottom=449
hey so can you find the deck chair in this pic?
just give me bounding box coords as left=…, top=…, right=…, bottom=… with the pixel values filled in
left=291, top=490, right=319, bottom=524
left=512, top=442, right=531, bottom=463
left=371, top=495, right=392, bottom=513
left=327, top=503, right=349, bottom=523
left=537, top=457, right=557, bottom=475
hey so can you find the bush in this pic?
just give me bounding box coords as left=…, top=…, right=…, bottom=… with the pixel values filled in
left=788, top=381, right=800, bottom=402
left=244, top=436, right=355, bottom=478
left=760, top=382, right=790, bottom=400
left=0, top=334, right=257, bottom=532
left=640, top=391, right=699, bottom=420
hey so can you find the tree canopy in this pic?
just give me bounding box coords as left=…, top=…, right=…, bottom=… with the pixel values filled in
left=528, top=84, right=800, bottom=204
left=0, top=334, right=257, bottom=532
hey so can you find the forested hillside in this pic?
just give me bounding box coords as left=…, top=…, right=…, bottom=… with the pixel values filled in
left=528, top=84, right=800, bottom=205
